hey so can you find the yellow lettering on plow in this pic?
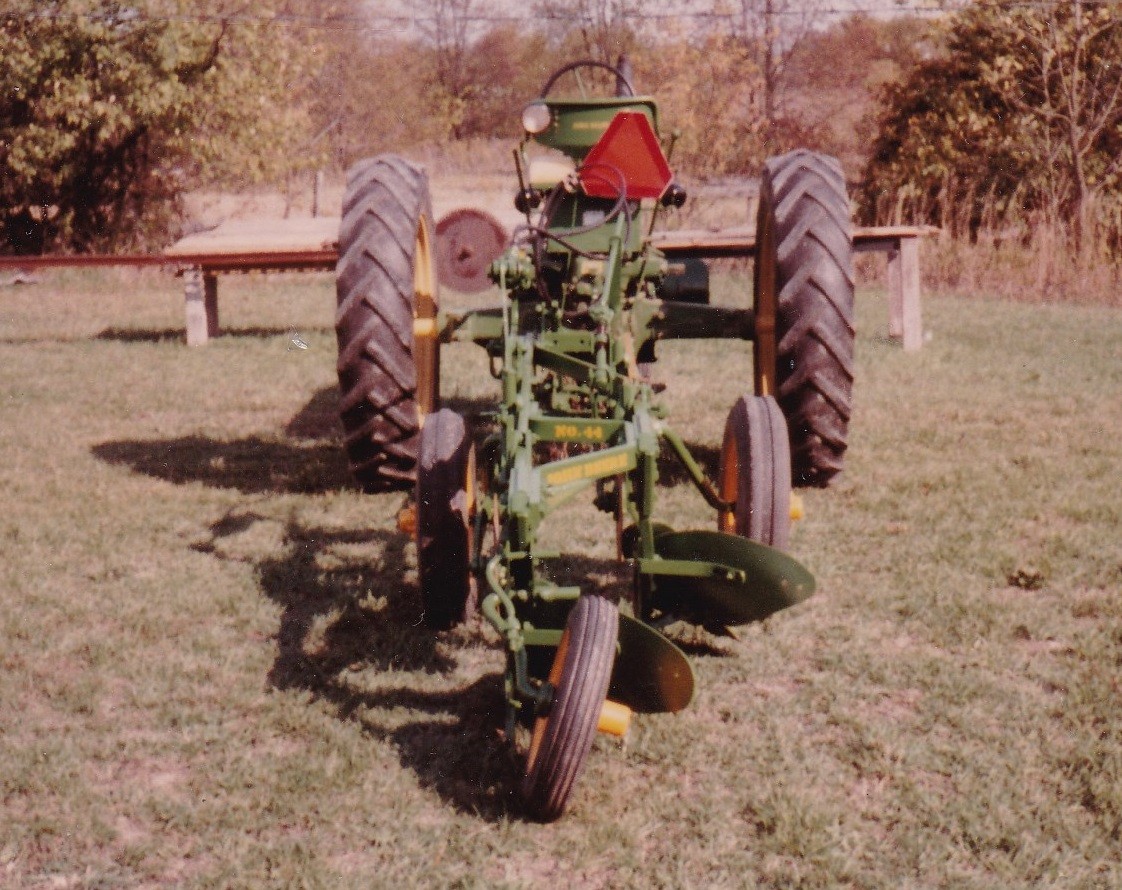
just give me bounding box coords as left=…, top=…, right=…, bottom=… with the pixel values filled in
left=548, top=423, right=605, bottom=442
left=544, top=451, right=629, bottom=488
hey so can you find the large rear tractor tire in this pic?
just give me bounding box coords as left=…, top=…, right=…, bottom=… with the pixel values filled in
left=718, top=395, right=791, bottom=549
left=416, top=409, right=475, bottom=630
left=335, top=156, right=440, bottom=491
left=522, top=594, right=619, bottom=822
left=754, top=150, right=855, bottom=488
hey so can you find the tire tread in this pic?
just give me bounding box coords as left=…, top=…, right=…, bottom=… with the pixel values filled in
left=335, top=155, right=435, bottom=491
left=758, top=149, right=855, bottom=487
left=522, top=595, right=618, bottom=821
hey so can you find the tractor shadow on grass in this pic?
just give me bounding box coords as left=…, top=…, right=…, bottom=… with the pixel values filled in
left=94, top=386, right=729, bottom=816
left=92, top=435, right=356, bottom=494
left=93, top=385, right=500, bottom=496
left=92, top=389, right=520, bottom=816
left=198, top=507, right=662, bottom=821
left=196, top=509, right=531, bottom=820
left=93, top=379, right=712, bottom=498
left=95, top=325, right=332, bottom=344
left=92, top=386, right=354, bottom=494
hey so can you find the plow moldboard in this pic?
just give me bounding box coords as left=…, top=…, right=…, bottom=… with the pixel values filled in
left=650, top=530, right=815, bottom=627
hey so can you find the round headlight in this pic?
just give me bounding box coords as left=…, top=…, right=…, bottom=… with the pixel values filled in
left=521, top=102, right=552, bottom=135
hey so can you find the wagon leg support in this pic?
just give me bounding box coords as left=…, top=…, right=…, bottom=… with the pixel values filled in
left=184, top=266, right=220, bottom=346
left=886, top=237, right=923, bottom=351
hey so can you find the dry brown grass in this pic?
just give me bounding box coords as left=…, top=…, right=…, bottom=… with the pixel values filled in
left=869, top=187, right=1122, bottom=307
left=1, top=264, right=1120, bottom=887
left=901, top=227, right=1122, bottom=308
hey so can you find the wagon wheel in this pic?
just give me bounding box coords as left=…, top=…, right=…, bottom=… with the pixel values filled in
left=718, top=395, right=791, bottom=550
left=416, top=409, right=475, bottom=629
left=754, top=150, right=855, bottom=488
left=522, top=594, right=619, bottom=822
left=335, top=156, right=440, bottom=491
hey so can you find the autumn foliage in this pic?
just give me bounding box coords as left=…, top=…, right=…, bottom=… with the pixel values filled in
left=0, top=1, right=325, bottom=253
left=862, top=1, right=1122, bottom=253
left=5, top=1, right=931, bottom=252
left=8, top=0, right=1122, bottom=288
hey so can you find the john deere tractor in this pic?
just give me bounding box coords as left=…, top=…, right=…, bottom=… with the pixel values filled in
left=334, top=60, right=855, bottom=820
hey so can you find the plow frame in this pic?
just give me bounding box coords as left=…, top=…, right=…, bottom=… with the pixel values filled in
left=435, top=207, right=774, bottom=731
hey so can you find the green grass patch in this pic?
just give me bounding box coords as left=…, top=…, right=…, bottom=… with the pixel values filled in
left=1, top=269, right=1120, bottom=887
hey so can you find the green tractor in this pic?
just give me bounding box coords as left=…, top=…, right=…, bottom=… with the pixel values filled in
left=334, top=60, right=855, bottom=820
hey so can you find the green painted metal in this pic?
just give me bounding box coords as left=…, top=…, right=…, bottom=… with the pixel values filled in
left=646, top=531, right=816, bottom=627
left=539, top=443, right=636, bottom=492
left=522, top=628, right=565, bottom=646
left=609, top=614, right=694, bottom=713
left=529, top=416, right=624, bottom=444
left=438, top=63, right=818, bottom=748
left=529, top=97, right=659, bottom=159
left=442, top=306, right=503, bottom=343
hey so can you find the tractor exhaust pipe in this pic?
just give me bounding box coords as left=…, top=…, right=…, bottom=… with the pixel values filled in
left=615, top=54, right=634, bottom=97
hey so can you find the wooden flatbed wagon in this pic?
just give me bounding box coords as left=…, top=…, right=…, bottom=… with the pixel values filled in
left=0, top=218, right=934, bottom=350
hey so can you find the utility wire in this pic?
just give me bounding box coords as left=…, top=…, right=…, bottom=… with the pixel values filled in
left=4, top=0, right=1117, bottom=30
left=4, top=1, right=1118, bottom=30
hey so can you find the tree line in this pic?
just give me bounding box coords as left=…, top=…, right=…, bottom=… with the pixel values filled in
left=2, top=1, right=1120, bottom=254
left=0, top=0, right=332, bottom=252
left=864, top=0, right=1122, bottom=253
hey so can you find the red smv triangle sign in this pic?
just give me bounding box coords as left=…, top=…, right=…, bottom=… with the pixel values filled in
left=579, top=111, right=673, bottom=201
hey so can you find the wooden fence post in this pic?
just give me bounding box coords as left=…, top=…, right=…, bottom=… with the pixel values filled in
left=204, top=272, right=219, bottom=339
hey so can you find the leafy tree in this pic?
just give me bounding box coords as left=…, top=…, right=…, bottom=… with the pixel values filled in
left=301, top=8, right=443, bottom=168
left=412, top=0, right=477, bottom=139
left=534, top=0, right=641, bottom=68
left=634, top=28, right=768, bottom=176
left=0, top=0, right=322, bottom=253
left=862, top=0, right=1122, bottom=246
left=454, top=26, right=558, bottom=139
left=727, top=0, right=825, bottom=148
left=313, top=3, right=888, bottom=178
left=783, top=14, right=934, bottom=170
left=990, top=1, right=1122, bottom=243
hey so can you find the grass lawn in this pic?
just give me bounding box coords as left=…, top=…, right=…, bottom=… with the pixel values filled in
left=0, top=267, right=1120, bottom=888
